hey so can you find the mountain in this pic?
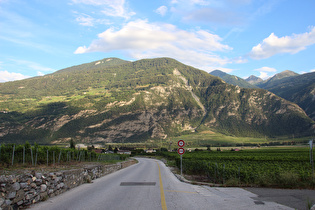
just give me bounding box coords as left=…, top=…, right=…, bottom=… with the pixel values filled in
left=55, top=57, right=130, bottom=74
left=210, top=70, right=257, bottom=89
left=257, top=72, right=315, bottom=121
left=245, top=75, right=263, bottom=85
left=258, top=70, right=299, bottom=89
left=0, top=58, right=314, bottom=144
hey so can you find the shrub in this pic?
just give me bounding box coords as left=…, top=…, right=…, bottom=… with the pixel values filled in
left=277, top=171, right=300, bottom=188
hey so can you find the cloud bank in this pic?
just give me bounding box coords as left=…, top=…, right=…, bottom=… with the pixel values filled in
left=75, top=19, right=232, bottom=70
left=254, top=66, right=277, bottom=79
left=0, top=71, right=30, bottom=83
left=250, top=26, right=315, bottom=59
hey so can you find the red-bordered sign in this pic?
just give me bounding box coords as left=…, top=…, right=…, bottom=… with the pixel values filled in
left=177, top=148, right=185, bottom=155
left=178, top=140, right=185, bottom=147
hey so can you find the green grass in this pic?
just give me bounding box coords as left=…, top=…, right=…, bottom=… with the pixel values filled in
left=39, top=96, right=68, bottom=104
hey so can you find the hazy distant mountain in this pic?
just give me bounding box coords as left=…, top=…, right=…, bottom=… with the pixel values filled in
left=0, top=58, right=313, bottom=144
left=245, top=75, right=263, bottom=85
left=210, top=70, right=257, bottom=88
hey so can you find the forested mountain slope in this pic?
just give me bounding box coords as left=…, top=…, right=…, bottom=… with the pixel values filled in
left=258, top=72, right=315, bottom=121
left=0, top=58, right=313, bottom=144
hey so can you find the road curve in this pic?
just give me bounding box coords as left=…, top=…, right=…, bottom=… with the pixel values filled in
left=30, top=158, right=292, bottom=210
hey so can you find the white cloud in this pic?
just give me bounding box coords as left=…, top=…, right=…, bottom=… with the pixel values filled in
left=310, top=69, right=315, bottom=73
left=10, top=59, right=55, bottom=72
left=0, top=71, right=30, bottom=83
left=155, top=6, right=168, bottom=16
left=37, top=71, right=45, bottom=76
left=184, top=7, right=243, bottom=26
left=72, top=0, right=135, bottom=19
left=170, top=0, right=255, bottom=26
left=249, top=26, right=315, bottom=59
left=74, top=12, right=112, bottom=27
left=210, top=67, right=234, bottom=73
left=190, top=0, right=210, bottom=6
left=255, top=67, right=277, bottom=72
left=254, top=67, right=277, bottom=80
left=75, top=13, right=95, bottom=26
left=74, top=19, right=232, bottom=70
left=169, top=0, right=209, bottom=6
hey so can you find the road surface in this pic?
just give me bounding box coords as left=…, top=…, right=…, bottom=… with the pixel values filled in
left=30, top=158, right=292, bottom=210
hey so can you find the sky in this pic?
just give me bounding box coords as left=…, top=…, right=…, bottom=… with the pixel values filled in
left=1, top=0, right=315, bottom=83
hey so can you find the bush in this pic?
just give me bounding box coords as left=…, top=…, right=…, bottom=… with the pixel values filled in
left=224, top=177, right=240, bottom=186
left=277, top=171, right=300, bottom=188
left=255, top=173, right=275, bottom=187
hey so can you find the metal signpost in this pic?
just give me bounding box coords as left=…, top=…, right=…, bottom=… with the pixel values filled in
left=177, top=140, right=185, bottom=176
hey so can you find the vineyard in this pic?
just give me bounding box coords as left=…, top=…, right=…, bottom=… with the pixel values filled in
left=0, top=143, right=128, bottom=168
left=158, top=147, right=315, bottom=188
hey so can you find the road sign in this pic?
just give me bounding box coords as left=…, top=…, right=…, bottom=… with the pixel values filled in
left=178, top=140, right=185, bottom=147
left=177, top=148, right=185, bottom=155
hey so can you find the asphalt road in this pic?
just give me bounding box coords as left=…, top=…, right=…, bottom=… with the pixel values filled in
left=30, top=158, right=296, bottom=210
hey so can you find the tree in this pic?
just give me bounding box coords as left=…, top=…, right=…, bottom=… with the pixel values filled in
left=160, top=147, right=168, bottom=152
left=108, top=145, right=113, bottom=151
left=70, top=139, right=75, bottom=149
left=207, top=145, right=211, bottom=151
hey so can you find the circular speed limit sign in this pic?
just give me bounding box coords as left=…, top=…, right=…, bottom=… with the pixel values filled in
left=178, top=140, right=185, bottom=147
left=178, top=148, right=185, bottom=155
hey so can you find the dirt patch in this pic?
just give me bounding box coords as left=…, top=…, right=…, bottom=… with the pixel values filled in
left=200, top=130, right=215, bottom=134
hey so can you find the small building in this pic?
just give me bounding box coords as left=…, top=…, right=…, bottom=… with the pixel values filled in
left=117, top=150, right=131, bottom=155
left=145, top=149, right=156, bottom=153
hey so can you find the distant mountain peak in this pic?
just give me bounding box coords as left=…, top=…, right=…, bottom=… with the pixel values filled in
left=210, top=70, right=257, bottom=89
left=269, top=70, right=299, bottom=81
left=245, top=75, right=263, bottom=85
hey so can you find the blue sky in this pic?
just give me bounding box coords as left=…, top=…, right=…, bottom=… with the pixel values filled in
left=1, top=0, right=315, bottom=83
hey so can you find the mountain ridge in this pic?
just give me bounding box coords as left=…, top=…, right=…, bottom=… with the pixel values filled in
left=211, top=69, right=314, bottom=121
left=0, top=58, right=313, bottom=144
left=210, top=70, right=257, bottom=89
left=258, top=70, right=299, bottom=89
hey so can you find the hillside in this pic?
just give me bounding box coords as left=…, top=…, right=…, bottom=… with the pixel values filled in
left=210, top=70, right=257, bottom=89
left=0, top=58, right=314, bottom=144
left=257, top=72, right=315, bottom=121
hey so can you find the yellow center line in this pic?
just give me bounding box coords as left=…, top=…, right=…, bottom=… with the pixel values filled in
left=157, top=162, right=167, bottom=210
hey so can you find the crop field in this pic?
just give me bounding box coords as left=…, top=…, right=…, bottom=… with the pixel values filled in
left=158, top=147, right=315, bottom=188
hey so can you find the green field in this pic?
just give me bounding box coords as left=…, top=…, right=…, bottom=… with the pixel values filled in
left=157, top=146, right=315, bottom=189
